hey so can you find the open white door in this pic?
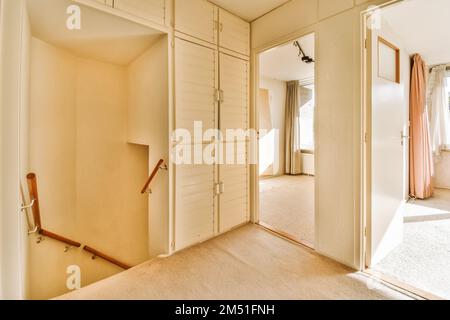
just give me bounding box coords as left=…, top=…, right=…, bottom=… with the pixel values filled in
left=368, top=17, right=409, bottom=267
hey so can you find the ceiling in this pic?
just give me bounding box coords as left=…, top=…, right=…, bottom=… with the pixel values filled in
left=382, top=0, right=450, bottom=66
left=260, top=33, right=315, bottom=82
left=209, top=0, right=290, bottom=22
left=26, top=0, right=163, bottom=66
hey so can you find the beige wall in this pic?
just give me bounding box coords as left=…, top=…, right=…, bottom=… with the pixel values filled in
left=259, top=77, right=286, bottom=176
left=252, top=0, right=393, bottom=268
left=28, top=37, right=149, bottom=299
left=127, top=37, right=169, bottom=257
left=19, top=0, right=31, bottom=299
left=0, top=0, right=3, bottom=297
left=0, top=0, right=29, bottom=299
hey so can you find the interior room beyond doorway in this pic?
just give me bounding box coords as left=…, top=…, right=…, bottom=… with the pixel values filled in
left=365, top=0, right=450, bottom=299
left=258, top=33, right=315, bottom=248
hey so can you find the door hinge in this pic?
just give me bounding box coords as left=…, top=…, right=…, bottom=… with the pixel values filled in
left=364, top=38, right=367, bottom=49
left=215, top=89, right=220, bottom=102
left=364, top=132, right=368, bottom=143
left=215, top=182, right=225, bottom=195
left=215, top=89, right=224, bottom=103
left=215, top=183, right=220, bottom=195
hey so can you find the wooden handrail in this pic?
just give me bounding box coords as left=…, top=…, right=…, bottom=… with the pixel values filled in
left=26, top=173, right=42, bottom=230
left=83, top=245, right=131, bottom=270
left=26, top=172, right=133, bottom=270
left=40, top=229, right=82, bottom=248
left=141, top=159, right=166, bottom=194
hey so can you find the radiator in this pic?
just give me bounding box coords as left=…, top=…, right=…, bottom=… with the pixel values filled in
left=301, top=153, right=315, bottom=176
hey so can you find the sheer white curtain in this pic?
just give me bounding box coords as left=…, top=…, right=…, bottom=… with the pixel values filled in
left=428, top=65, right=450, bottom=156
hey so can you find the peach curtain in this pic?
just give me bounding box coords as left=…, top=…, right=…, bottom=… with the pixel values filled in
left=409, top=54, right=434, bottom=199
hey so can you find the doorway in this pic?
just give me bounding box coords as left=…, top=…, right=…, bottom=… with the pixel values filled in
left=257, top=33, right=316, bottom=248
left=363, top=0, right=450, bottom=299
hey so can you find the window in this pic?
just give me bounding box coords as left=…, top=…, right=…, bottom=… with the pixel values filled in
left=299, top=84, right=315, bottom=151
left=447, top=74, right=450, bottom=141
left=378, top=37, right=400, bottom=84
left=446, top=75, right=450, bottom=115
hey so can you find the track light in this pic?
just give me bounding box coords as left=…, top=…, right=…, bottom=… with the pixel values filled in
left=294, top=41, right=314, bottom=64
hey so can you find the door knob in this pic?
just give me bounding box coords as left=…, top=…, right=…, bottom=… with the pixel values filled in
left=401, top=132, right=410, bottom=146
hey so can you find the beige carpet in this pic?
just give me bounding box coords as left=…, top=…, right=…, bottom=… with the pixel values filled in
left=58, top=225, right=411, bottom=300
left=260, top=175, right=314, bottom=247
left=374, top=188, right=450, bottom=299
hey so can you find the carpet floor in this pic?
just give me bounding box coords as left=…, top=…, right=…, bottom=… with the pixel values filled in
left=259, top=175, right=314, bottom=247
left=374, top=188, right=450, bottom=299
left=58, top=225, right=411, bottom=300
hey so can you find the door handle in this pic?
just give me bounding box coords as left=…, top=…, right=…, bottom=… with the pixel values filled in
left=401, top=132, right=410, bottom=146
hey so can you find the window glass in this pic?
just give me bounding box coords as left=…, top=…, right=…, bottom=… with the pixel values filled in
left=299, top=85, right=315, bottom=151
left=446, top=76, right=450, bottom=113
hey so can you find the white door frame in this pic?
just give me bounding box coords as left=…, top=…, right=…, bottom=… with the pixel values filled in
left=360, top=0, right=446, bottom=301
left=250, top=28, right=317, bottom=249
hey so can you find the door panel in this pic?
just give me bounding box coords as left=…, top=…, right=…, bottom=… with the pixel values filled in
left=175, top=38, right=217, bottom=143
left=369, top=23, right=408, bottom=266
left=175, top=0, right=217, bottom=44
left=219, top=53, right=249, bottom=142
left=175, top=163, right=215, bottom=250
left=218, top=8, right=250, bottom=56
left=219, top=142, right=249, bottom=232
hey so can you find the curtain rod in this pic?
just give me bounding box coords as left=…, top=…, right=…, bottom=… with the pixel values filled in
left=428, top=65, right=450, bottom=73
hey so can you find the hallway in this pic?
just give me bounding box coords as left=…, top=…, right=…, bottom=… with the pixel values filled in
left=59, top=225, right=411, bottom=300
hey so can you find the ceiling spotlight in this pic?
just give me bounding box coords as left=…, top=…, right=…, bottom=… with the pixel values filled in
left=294, top=41, right=314, bottom=64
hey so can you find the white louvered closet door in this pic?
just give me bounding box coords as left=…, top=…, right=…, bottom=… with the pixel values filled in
left=219, top=142, right=249, bottom=232
left=218, top=53, right=249, bottom=232
left=174, top=38, right=217, bottom=250
left=175, top=0, right=217, bottom=45
left=219, top=53, right=249, bottom=141
left=175, top=38, right=217, bottom=141
left=218, top=9, right=250, bottom=56
left=175, top=163, right=215, bottom=251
